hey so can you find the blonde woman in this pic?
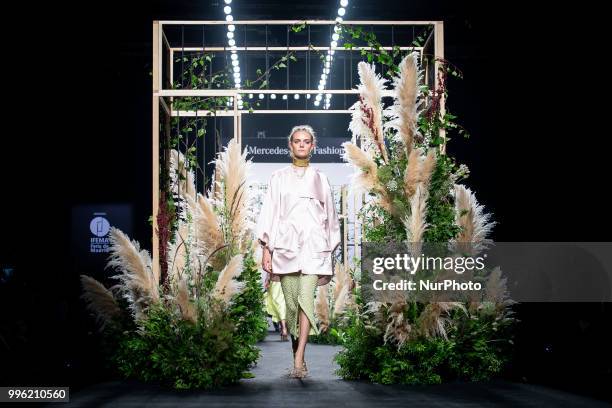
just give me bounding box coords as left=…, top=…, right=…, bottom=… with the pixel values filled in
left=255, top=125, right=341, bottom=379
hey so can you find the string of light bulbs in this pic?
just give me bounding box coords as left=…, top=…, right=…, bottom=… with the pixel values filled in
left=314, top=0, right=349, bottom=109
left=222, top=0, right=244, bottom=109
left=222, top=0, right=348, bottom=110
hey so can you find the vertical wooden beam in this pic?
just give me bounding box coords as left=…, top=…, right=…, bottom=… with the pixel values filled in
left=169, top=49, right=174, bottom=112
left=424, top=56, right=429, bottom=92
left=152, top=21, right=161, bottom=281
left=233, top=92, right=239, bottom=146
left=353, top=190, right=361, bottom=271
left=355, top=191, right=366, bottom=282
left=341, top=185, right=348, bottom=268
left=434, top=21, right=446, bottom=155
left=237, top=111, right=242, bottom=149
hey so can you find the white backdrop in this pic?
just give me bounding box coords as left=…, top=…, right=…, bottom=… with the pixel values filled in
left=247, top=162, right=354, bottom=186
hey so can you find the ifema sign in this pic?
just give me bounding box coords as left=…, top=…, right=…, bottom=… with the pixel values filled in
left=361, top=242, right=612, bottom=303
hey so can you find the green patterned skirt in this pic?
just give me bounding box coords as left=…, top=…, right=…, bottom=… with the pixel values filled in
left=279, top=273, right=320, bottom=338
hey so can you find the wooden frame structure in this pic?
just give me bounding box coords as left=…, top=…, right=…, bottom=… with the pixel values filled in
left=152, top=19, right=445, bottom=278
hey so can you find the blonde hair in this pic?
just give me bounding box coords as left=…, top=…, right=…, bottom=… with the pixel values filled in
left=287, top=125, right=317, bottom=144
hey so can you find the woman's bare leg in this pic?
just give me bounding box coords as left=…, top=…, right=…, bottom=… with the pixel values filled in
left=293, top=307, right=310, bottom=368
left=281, top=319, right=288, bottom=336
left=291, top=334, right=298, bottom=356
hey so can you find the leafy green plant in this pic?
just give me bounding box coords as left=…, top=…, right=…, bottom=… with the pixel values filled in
left=82, top=137, right=267, bottom=389
left=112, top=301, right=250, bottom=389
left=335, top=305, right=514, bottom=385
left=230, top=250, right=269, bottom=345
left=337, top=24, right=514, bottom=385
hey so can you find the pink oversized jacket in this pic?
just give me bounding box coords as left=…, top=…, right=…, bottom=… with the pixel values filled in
left=255, top=165, right=341, bottom=286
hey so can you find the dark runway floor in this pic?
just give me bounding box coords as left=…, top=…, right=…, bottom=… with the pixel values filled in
left=58, top=330, right=612, bottom=407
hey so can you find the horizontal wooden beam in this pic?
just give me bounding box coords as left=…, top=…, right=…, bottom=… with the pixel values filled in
left=171, top=109, right=353, bottom=116
left=169, top=46, right=423, bottom=52
left=159, top=20, right=440, bottom=26
left=157, top=89, right=395, bottom=97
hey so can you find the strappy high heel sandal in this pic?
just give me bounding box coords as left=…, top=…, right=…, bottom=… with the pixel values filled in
left=289, top=364, right=308, bottom=379
left=291, top=351, right=308, bottom=375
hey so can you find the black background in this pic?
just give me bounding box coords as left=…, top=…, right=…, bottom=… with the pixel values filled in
left=1, top=0, right=610, bottom=401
